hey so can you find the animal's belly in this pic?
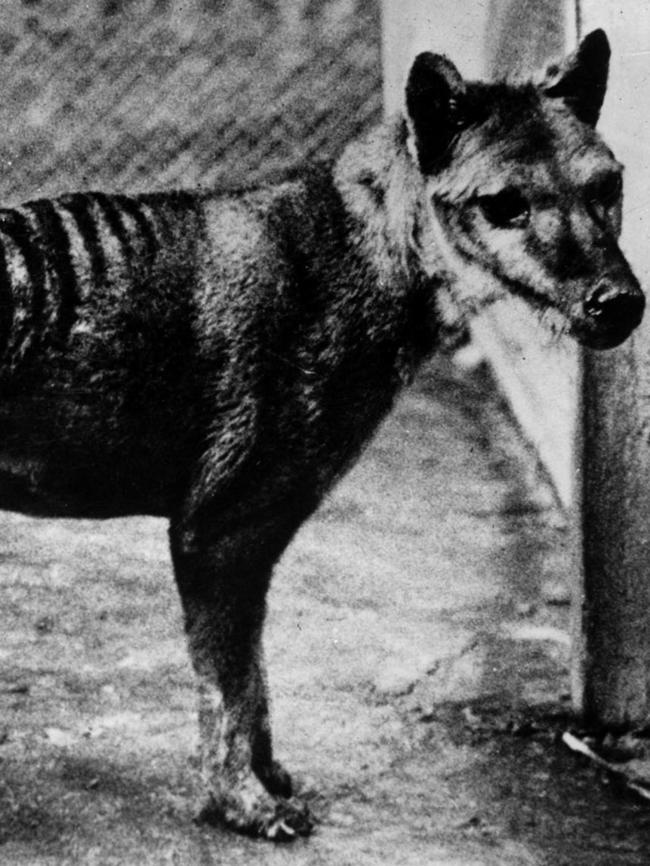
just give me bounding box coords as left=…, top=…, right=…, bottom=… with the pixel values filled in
left=0, top=450, right=171, bottom=518
left=0, top=379, right=188, bottom=517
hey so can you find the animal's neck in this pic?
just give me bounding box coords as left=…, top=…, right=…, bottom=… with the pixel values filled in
left=333, top=118, right=471, bottom=352
left=333, top=117, right=426, bottom=288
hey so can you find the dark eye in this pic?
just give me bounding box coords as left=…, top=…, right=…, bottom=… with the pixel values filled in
left=477, top=188, right=530, bottom=228
left=586, top=172, right=622, bottom=209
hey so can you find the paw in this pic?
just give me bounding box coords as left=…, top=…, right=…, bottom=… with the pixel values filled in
left=254, top=758, right=293, bottom=798
left=263, top=797, right=313, bottom=841
left=196, top=776, right=314, bottom=841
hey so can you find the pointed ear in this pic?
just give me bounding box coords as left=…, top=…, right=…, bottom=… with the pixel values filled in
left=405, top=52, right=467, bottom=173
left=541, top=29, right=610, bottom=127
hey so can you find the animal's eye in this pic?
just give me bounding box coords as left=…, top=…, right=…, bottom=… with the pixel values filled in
left=587, top=172, right=622, bottom=208
left=477, top=188, right=530, bottom=228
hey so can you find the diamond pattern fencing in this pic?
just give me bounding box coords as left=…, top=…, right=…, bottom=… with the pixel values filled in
left=0, top=0, right=382, bottom=203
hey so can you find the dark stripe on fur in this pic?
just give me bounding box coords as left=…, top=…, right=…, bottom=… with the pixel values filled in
left=113, top=195, right=158, bottom=264
left=0, top=242, right=12, bottom=357
left=91, top=192, right=133, bottom=263
left=58, top=193, right=107, bottom=288
left=25, top=199, right=80, bottom=342
left=0, top=209, right=47, bottom=341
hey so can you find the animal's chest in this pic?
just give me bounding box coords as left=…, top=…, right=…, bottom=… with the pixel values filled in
left=260, top=320, right=410, bottom=494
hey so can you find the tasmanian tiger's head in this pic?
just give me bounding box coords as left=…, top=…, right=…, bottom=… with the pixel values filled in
left=405, top=29, right=644, bottom=349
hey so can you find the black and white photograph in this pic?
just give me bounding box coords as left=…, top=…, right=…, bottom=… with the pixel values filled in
left=1, top=1, right=650, bottom=863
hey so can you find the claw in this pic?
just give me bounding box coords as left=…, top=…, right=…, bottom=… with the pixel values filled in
left=267, top=819, right=296, bottom=841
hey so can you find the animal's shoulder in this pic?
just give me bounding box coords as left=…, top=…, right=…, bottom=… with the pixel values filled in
left=197, top=163, right=346, bottom=270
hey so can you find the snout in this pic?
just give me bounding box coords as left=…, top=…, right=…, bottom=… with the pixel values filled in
left=576, top=280, right=645, bottom=349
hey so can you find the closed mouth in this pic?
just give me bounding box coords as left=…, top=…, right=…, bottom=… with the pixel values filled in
left=571, top=313, right=644, bottom=349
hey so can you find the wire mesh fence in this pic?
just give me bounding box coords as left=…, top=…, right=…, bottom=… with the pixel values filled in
left=0, top=0, right=382, bottom=203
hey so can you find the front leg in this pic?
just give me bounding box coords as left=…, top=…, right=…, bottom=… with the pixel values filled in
left=169, top=518, right=313, bottom=840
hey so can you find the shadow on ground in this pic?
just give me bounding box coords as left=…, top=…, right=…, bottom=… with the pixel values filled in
left=1, top=356, right=649, bottom=865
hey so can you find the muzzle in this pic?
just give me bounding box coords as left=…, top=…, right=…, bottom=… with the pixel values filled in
left=574, top=278, right=645, bottom=349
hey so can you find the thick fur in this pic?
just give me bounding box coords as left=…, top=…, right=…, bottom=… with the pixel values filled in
left=0, top=30, right=644, bottom=839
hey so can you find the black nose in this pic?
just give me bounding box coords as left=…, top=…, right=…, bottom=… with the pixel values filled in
left=584, top=283, right=645, bottom=328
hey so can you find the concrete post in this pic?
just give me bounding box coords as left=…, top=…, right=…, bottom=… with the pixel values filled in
left=582, top=350, right=650, bottom=724
left=577, top=1, right=650, bottom=726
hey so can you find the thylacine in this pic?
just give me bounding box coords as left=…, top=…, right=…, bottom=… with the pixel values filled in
left=0, top=30, right=643, bottom=839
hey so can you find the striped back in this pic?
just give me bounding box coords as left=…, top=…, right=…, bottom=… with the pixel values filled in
left=0, top=190, right=200, bottom=369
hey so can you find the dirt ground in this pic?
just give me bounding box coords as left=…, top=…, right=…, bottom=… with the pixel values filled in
left=1, top=355, right=650, bottom=865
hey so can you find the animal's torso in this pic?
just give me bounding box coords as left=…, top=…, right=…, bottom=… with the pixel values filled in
left=0, top=157, right=444, bottom=518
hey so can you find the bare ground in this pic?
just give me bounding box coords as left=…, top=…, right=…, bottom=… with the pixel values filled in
left=1, top=356, right=650, bottom=865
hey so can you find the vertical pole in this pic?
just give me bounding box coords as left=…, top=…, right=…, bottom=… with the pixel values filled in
left=578, top=1, right=650, bottom=726
left=582, top=350, right=650, bottom=724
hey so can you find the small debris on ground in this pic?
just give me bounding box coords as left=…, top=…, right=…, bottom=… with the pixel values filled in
left=562, top=730, right=650, bottom=804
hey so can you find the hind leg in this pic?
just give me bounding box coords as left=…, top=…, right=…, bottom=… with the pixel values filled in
left=169, top=517, right=312, bottom=840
